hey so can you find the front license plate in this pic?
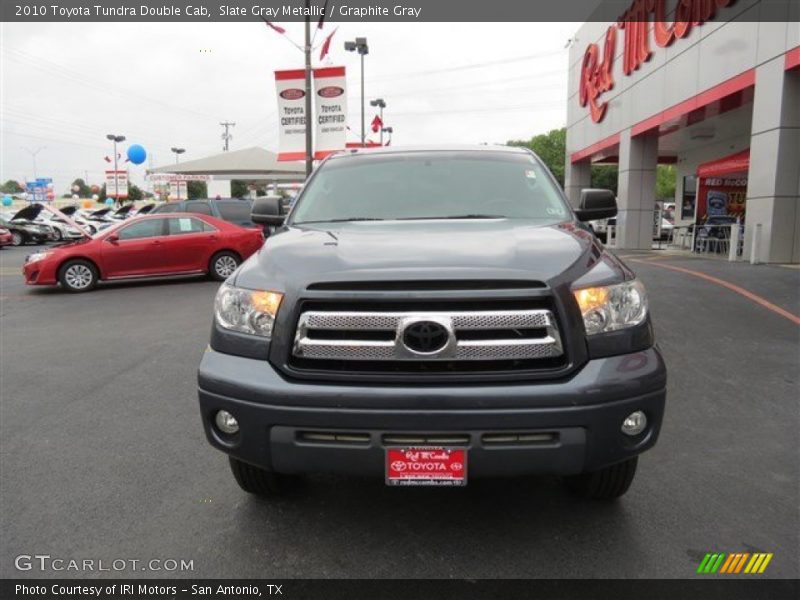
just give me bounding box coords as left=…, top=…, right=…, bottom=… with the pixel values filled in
left=386, top=447, right=467, bottom=487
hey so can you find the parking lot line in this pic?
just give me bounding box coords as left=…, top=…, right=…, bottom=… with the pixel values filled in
left=628, top=258, right=800, bottom=326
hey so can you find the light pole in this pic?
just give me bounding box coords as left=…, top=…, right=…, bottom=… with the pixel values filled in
left=345, top=37, right=369, bottom=146
left=170, top=147, right=186, bottom=200
left=370, top=98, right=386, bottom=145
left=106, top=134, right=125, bottom=203
left=22, top=146, right=45, bottom=181
left=171, top=147, right=186, bottom=164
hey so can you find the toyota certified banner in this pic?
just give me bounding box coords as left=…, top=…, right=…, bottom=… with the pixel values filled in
left=313, top=66, right=347, bottom=159
left=104, top=169, right=129, bottom=198
left=274, top=69, right=307, bottom=161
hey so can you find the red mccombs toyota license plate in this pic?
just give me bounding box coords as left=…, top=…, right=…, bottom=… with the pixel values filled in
left=386, top=447, right=467, bottom=486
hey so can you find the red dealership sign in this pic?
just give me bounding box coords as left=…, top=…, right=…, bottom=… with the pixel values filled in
left=579, top=0, right=737, bottom=122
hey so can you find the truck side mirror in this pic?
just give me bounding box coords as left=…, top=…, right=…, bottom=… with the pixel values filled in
left=251, top=196, right=284, bottom=226
left=575, top=189, right=617, bottom=222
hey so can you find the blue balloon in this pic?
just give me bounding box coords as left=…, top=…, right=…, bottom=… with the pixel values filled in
left=2, top=195, right=12, bottom=207
left=105, top=197, right=114, bottom=205
left=127, top=144, right=147, bottom=165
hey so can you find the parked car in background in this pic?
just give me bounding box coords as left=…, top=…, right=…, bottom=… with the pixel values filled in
left=2, top=207, right=57, bottom=246
left=588, top=216, right=610, bottom=242
left=150, top=198, right=256, bottom=228
left=23, top=213, right=264, bottom=292
left=590, top=216, right=673, bottom=243
left=29, top=205, right=85, bottom=241
left=0, top=226, right=13, bottom=247
left=59, top=206, right=98, bottom=234
left=658, top=217, right=674, bottom=241
left=78, top=207, right=116, bottom=230
left=110, top=204, right=136, bottom=221
left=134, top=203, right=156, bottom=216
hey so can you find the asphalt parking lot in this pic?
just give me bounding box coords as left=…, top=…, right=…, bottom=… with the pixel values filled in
left=1, top=245, right=798, bottom=579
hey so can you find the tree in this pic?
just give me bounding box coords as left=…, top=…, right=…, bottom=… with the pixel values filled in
left=0, top=179, right=24, bottom=193
left=591, top=165, right=618, bottom=195
left=508, top=128, right=566, bottom=186
left=509, top=127, right=618, bottom=193
left=656, top=164, right=676, bottom=200
left=70, top=178, right=91, bottom=197
left=187, top=181, right=208, bottom=199
left=231, top=180, right=249, bottom=198
left=128, top=182, right=144, bottom=202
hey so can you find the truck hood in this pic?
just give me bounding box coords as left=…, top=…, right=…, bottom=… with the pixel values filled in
left=235, top=219, right=601, bottom=290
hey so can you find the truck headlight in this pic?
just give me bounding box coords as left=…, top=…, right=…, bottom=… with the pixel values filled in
left=214, top=284, right=283, bottom=338
left=573, top=279, right=647, bottom=335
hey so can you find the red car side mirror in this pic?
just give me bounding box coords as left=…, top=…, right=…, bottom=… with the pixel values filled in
left=106, top=233, right=119, bottom=243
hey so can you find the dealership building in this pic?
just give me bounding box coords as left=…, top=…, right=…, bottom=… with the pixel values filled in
left=565, top=0, right=800, bottom=263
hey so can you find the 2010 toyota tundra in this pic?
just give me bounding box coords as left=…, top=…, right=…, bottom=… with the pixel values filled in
left=197, top=146, right=666, bottom=500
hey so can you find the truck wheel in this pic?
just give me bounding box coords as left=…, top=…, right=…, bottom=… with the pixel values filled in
left=228, top=457, right=299, bottom=497
left=563, top=457, right=638, bottom=500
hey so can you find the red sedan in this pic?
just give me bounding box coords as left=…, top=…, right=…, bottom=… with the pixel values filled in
left=0, top=227, right=13, bottom=247
left=23, top=213, right=264, bottom=292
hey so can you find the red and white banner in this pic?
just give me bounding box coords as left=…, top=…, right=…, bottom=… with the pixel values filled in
left=148, top=173, right=210, bottom=182
left=105, top=170, right=128, bottom=199
left=168, top=181, right=188, bottom=200
left=313, top=66, right=347, bottom=160
left=275, top=69, right=307, bottom=162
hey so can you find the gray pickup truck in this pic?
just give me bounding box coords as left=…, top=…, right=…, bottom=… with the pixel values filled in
left=197, top=146, right=666, bottom=500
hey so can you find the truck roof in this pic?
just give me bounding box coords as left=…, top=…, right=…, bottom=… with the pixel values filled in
left=327, top=144, right=530, bottom=161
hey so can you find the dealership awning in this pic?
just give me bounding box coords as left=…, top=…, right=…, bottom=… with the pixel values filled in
left=696, top=149, right=750, bottom=178
left=148, top=147, right=305, bottom=181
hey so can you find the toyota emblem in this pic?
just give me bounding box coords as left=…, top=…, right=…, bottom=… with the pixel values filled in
left=402, top=320, right=449, bottom=354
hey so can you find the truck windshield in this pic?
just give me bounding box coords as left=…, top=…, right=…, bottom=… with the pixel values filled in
left=290, top=152, right=570, bottom=225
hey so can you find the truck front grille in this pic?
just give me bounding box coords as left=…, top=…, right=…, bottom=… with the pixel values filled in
left=289, top=305, right=564, bottom=374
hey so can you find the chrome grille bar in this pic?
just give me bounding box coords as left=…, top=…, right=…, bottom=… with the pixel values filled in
left=293, top=309, right=562, bottom=362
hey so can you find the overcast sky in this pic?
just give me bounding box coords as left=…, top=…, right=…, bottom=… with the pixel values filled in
left=1, top=21, right=578, bottom=193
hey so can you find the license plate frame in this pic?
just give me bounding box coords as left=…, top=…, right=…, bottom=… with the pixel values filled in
left=385, top=446, right=467, bottom=487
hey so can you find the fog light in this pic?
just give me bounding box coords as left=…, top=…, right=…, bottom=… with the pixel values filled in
left=215, top=410, right=239, bottom=435
left=621, top=411, right=647, bottom=436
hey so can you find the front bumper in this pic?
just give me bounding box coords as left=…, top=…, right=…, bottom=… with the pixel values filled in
left=198, top=347, right=667, bottom=477
left=23, top=256, right=60, bottom=285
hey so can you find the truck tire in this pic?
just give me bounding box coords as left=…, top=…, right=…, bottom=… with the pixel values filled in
left=563, top=457, right=638, bottom=500
left=228, top=457, right=299, bottom=497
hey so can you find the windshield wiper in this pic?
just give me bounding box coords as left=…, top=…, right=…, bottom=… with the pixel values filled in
left=295, top=217, right=386, bottom=224
left=396, top=214, right=506, bottom=220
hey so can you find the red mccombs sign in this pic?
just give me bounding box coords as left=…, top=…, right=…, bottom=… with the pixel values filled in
left=579, top=0, right=737, bottom=123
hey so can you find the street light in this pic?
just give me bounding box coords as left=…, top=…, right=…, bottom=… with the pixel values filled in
left=344, top=37, right=369, bottom=146
left=370, top=98, right=386, bottom=145
left=170, top=147, right=186, bottom=164
left=106, top=134, right=126, bottom=202
left=21, top=146, right=45, bottom=181
left=382, top=126, right=393, bottom=146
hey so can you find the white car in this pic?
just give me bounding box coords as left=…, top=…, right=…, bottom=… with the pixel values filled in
left=58, top=206, right=99, bottom=234
left=35, top=210, right=85, bottom=241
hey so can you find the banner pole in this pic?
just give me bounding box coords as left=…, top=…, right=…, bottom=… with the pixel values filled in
left=304, top=3, right=313, bottom=178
